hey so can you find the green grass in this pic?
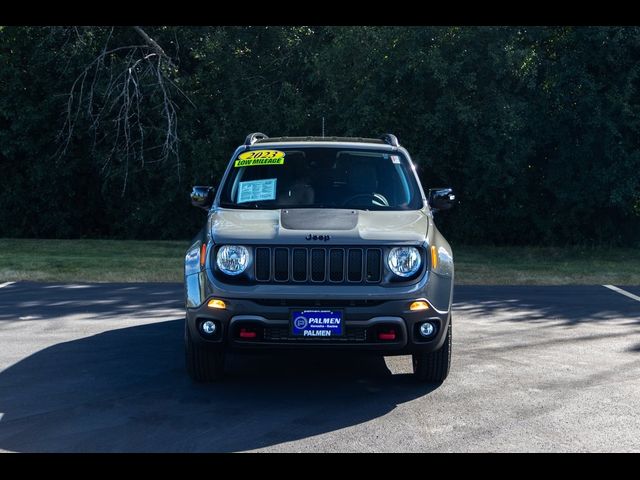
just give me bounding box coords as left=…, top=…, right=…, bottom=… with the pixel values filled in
left=0, top=239, right=189, bottom=283
left=0, top=239, right=638, bottom=285
left=453, top=245, right=640, bottom=285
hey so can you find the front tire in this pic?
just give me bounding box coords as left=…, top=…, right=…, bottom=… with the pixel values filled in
left=412, top=316, right=452, bottom=383
left=185, top=321, right=225, bottom=382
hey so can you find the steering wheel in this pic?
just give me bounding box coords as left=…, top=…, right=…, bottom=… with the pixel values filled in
left=341, top=193, right=389, bottom=207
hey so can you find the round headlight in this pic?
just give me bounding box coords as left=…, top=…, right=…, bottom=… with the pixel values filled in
left=216, top=245, right=249, bottom=275
left=387, top=247, right=421, bottom=277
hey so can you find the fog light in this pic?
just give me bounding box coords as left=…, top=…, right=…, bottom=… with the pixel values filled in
left=200, top=320, right=217, bottom=335
left=410, top=300, right=429, bottom=311
left=207, top=299, right=226, bottom=309
left=419, top=322, right=435, bottom=337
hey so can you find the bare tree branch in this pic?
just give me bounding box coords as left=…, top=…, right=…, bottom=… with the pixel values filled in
left=55, top=27, right=191, bottom=196
left=132, top=26, right=176, bottom=69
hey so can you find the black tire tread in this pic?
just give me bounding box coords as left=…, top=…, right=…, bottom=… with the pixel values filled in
left=412, top=316, right=452, bottom=383
left=185, top=321, right=224, bottom=382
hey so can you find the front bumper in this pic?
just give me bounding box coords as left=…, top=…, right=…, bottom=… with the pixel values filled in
left=186, top=296, right=450, bottom=355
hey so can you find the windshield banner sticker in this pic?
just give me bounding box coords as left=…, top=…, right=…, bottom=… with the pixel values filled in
left=235, top=150, right=285, bottom=167
left=237, top=178, right=277, bottom=203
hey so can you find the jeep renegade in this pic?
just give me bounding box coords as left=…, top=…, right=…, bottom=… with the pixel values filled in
left=184, top=133, right=455, bottom=382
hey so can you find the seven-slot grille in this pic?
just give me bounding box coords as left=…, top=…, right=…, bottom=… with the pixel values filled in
left=254, top=247, right=382, bottom=284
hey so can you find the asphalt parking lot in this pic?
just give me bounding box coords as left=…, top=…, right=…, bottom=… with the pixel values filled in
left=0, top=281, right=639, bottom=452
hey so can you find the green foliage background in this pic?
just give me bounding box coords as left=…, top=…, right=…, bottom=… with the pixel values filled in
left=1, top=26, right=639, bottom=245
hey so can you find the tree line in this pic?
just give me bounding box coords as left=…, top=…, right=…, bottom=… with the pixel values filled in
left=0, top=26, right=638, bottom=245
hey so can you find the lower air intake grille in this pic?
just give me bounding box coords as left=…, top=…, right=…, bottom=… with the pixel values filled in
left=264, top=326, right=367, bottom=342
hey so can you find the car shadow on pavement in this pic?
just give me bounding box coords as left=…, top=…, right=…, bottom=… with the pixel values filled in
left=0, top=319, right=436, bottom=452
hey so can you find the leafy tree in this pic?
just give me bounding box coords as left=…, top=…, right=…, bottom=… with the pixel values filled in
left=0, top=26, right=638, bottom=245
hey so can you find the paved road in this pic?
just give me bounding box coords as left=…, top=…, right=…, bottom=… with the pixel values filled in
left=0, top=282, right=639, bottom=452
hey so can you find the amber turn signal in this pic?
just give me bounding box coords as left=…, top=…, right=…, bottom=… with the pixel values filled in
left=207, top=299, right=226, bottom=309
left=409, top=300, right=429, bottom=311
left=200, top=243, right=207, bottom=268
left=430, top=245, right=438, bottom=270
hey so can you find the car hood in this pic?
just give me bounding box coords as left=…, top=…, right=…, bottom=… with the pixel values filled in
left=209, top=208, right=429, bottom=245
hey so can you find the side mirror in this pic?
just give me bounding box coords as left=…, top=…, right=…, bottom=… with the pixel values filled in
left=191, top=186, right=215, bottom=210
left=428, top=188, right=456, bottom=212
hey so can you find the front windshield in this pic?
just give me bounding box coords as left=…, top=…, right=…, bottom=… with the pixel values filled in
left=219, top=147, right=424, bottom=210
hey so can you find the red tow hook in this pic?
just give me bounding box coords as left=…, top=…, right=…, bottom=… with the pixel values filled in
left=378, top=330, right=396, bottom=341
left=239, top=328, right=257, bottom=339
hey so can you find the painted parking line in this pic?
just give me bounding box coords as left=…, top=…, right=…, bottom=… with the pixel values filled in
left=603, top=284, right=640, bottom=303
left=0, top=282, right=15, bottom=289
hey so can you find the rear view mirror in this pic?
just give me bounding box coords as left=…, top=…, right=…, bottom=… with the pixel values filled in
left=428, top=188, right=455, bottom=212
left=191, top=186, right=215, bottom=210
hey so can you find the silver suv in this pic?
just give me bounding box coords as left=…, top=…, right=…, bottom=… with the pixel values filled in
left=184, top=133, right=455, bottom=382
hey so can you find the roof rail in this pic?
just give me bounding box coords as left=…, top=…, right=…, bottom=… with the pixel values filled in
left=381, top=133, right=399, bottom=147
left=244, top=132, right=269, bottom=145
left=254, top=136, right=385, bottom=144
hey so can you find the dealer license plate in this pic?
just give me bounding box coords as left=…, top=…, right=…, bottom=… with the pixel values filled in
left=291, top=309, right=343, bottom=337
